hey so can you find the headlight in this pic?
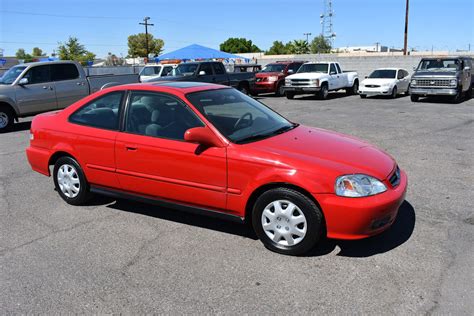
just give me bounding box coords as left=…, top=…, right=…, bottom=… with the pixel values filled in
left=335, top=174, right=387, bottom=197
left=382, top=82, right=391, bottom=87
left=285, top=79, right=291, bottom=85
left=411, top=79, right=417, bottom=85
left=268, top=76, right=278, bottom=82
left=450, top=79, right=457, bottom=86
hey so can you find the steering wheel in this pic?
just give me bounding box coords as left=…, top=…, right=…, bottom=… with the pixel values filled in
left=234, top=112, right=253, bottom=130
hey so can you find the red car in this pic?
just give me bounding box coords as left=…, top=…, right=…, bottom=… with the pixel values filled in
left=26, top=82, right=407, bottom=255
left=252, top=61, right=305, bottom=96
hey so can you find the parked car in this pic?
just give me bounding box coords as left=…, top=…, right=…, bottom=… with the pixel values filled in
left=410, top=56, right=473, bottom=103
left=359, top=68, right=410, bottom=98
left=26, top=82, right=407, bottom=256
left=147, top=61, right=255, bottom=95
left=139, top=63, right=177, bottom=82
left=0, top=61, right=139, bottom=132
left=232, top=64, right=262, bottom=73
left=283, top=62, right=359, bottom=100
left=252, top=61, right=305, bottom=97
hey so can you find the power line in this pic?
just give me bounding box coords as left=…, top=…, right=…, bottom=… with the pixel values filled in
left=139, top=17, right=154, bottom=59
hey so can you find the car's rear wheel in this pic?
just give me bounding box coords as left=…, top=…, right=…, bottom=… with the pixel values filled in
left=238, top=83, right=249, bottom=95
left=346, top=80, right=359, bottom=95
left=252, top=188, right=323, bottom=255
left=53, top=156, right=91, bottom=205
left=286, top=92, right=295, bottom=99
left=391, top=86, right=398, bottom=99
left=0, top=106, right=14, bottom=133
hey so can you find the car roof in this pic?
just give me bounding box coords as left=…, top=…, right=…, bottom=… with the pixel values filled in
left=374, top=68, right=404, bottom=70
left=115, top=81, right=230, bottom=94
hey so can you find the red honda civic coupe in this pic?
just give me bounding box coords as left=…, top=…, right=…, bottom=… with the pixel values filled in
left=26, top=82, right=407, bottom=255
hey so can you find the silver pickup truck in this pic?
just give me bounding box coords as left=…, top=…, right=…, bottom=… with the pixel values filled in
left=0, top=60, right=139, bottom=132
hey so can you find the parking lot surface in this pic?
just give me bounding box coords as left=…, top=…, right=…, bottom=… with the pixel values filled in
left=1, top=93, right=473, bottom=314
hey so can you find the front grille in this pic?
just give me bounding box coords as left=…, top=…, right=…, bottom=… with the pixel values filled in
left=389, top=166, right=401, bottom=187
left=289, top=79, right=313, bottom=86
left=365, top=84, right=380, bottom=88
left=415, top=79, right=452, bottom=87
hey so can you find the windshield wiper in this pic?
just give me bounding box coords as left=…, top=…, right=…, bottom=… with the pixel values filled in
left=235, top=123, right=298, bottom=144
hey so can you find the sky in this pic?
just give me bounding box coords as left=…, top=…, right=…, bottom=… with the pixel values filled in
left=0, top=0, right=473, bottom=58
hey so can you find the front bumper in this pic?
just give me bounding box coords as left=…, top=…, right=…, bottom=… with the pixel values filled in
left=359, top=86, right=392, bottom=96
left=252, top=81, right=277, bottom=93
left=283, top=86, right=320, bottom=93
left=410, top=87, right=458, bottom=96
left=314, top=169, right=408, bottom=240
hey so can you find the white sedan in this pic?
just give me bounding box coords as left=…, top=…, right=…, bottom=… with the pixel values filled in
left=359, top=68, right=410, bottom=98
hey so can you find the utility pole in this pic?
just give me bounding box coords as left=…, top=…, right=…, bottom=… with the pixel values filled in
left=139, top=17, right=154, bottom=61
left=403, top=0, right=409, bottom=55
left=304, top=33, right=312, bottom=43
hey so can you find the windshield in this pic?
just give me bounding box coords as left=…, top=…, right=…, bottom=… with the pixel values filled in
left=0, top=66, right=27, bottom=84
left=140, top=66, right=162, bottom=76
left=260, top=64, right=286, bottom=73
left=417, top=59, right=460, bottom=71
left=186, top=88, right=296, bottom=144
left=175, top=63, right=198, bottom=76
left=369, top=70, right=397, bottom=79
left=297, top=63, right=328, bottom=73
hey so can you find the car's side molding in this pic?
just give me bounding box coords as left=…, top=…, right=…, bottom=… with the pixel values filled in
left=90, top=185, right=245, bottom=223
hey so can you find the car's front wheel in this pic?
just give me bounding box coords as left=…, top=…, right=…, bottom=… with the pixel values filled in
left=0, top=106, right=14, bottom=133
left=252, top=188, right=323, bottom=255
left=53, top=156, right=91, bottom=205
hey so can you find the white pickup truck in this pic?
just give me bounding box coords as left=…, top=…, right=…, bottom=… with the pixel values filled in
left=0, top=60, right=139, bottom=132
left=283, top=62, right=359, bottom=100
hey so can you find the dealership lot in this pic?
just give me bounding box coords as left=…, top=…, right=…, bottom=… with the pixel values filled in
left=0, top=93, right=472, bottom=313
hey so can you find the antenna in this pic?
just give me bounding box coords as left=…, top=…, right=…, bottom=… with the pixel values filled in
left=320, top=0, right=336, bottom=46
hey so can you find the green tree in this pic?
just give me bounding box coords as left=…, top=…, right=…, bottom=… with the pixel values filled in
left=310, top=35, right=332, bottom=54
left=266, top=41, right=287, bottom=55
left=288, top=40, right=310, bottom=54
left=32, top=47, right=45, bottom=57
left=219, top=38, right=260, bottom=54
left=127, top=33, right=164, bottom=58
left=15, top=48, right=33, bottom=62
left=58, top=37, right=96, bottom=65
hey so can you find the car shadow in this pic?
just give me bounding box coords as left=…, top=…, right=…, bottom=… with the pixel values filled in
left=87, top=194, right=415, bottom=257
left=296, top=92, right=352, bottom=101
left=415, top=96, right=472, bottom=104
left=3, top=121, right=32, bottom=133
left=305, top=200, right=416, bottom=257
left=102, top=198, right=258, bottom=240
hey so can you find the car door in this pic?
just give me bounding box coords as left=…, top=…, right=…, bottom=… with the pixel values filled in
left=115, top=90, right=227, bottom=210
left=397, top=70, right=409, bottom=92
left=194, top=63, right=215, bottom=84
left=51, top=64, right=89, bottom=109
left=14, top=65, right=57, bottom=114
left=212, top=63, right=230, bottom=86
left=328, top=63, right=341, bottom=90
left=67, top=91, right=125, bottom=188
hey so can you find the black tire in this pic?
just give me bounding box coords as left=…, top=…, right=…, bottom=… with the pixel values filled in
left=360, top=94, right=367, bottom=99
left=0, top=105, right=15, bottom=133
left=238, top=83, right=249, bottom=95
left=452, top=89, right=463, bottom=104
left=346, top=80, right=359, bottom=95
left=252, top=188, right=323, bottom=256
left=286, top=92, right=295, bottom=100
left=318, top=84, right=329, bottom=100
left=465, top=85, right=472, bottom=100
left=391, top=86, right=398, bottom=99
left=275, top=82, right=285, bottom=97
left=410, top=94, right=419, bottom=102
left=53, top=156, right=91, bottom=205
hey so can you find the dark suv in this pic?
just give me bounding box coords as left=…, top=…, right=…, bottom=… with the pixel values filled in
left=252, top=61, right=305, bottom=96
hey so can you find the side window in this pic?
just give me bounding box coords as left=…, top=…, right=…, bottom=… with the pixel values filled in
left=213, top=63, right=226, bottom=75
left=125, top=92, right=204, bottom=141
left=23, top=65, right=51, bottom=84
left=199, top=63, right=213, bottom=75
left=289, top=63, right=301, bottom=73
left=69, top=92, right=123, bottom=130
left=397, top=70, right=404, bottom=79
left=51, top=64, right=80, bottom=81
left=335, top=63, right=342, bottom=74
left=161, top=66, right=173, bottom=76
left=329, top=64, right=337, bottom=74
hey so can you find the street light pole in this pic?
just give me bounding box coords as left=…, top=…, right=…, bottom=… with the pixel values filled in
left=403, top=0, right=409, bottom=55
left=139, top=17, right=154, bottom=61
left=304, top=32, right=312, bottom=43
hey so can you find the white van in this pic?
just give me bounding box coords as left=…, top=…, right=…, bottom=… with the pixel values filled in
left=139, top=64, right=177, bottom=82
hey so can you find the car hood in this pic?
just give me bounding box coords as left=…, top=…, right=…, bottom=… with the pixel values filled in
left=246, top=125, right=395, bottom=180
left=286, top=72, right=327, bottom=79
left=412, top=71, right=458, bottom=78
left=361, top=78, right=396, bottom=85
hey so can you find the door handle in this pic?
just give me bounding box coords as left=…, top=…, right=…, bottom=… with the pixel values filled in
left=125, top=146, right=137, bottom=151
left=42, top=86, right=48, bottom=89
left=76, top=82, right=82, bottom=85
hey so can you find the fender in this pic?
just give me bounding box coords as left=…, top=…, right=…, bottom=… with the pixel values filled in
left=0, top=96, right=20, bottom=118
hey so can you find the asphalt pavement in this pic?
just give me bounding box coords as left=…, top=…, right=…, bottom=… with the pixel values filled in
left=0, top=92, right=473, bottom=314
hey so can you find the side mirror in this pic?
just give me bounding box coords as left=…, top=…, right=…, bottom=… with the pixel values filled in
left=198, top=70, right=206, bottom=76
left=184, top=127, right=223, bottom=148
left=18, top=78, right=29, bottom=85
left=330, top=71, right=337, bottom=75
left=287, top=69, right=294, bottom=74
left=365, top=76, right=368, bottom=79
left=413, top=66, right=417, bottom=71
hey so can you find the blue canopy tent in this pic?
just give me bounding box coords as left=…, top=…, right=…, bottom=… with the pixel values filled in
left=154, top=44, right=249, bottom=63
